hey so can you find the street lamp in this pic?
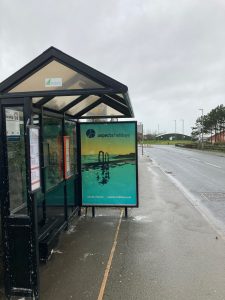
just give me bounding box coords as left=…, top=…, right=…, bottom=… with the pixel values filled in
left=174, top=120, right=177, bottom=133
left=181, top=119, right=184, bottom=135
left=142, top=123, right=144, bottom=155
left=198, top=108, right=204, bottom=149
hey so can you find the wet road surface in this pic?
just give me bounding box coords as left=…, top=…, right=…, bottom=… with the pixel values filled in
left=145, top=145, right=225, bottom=235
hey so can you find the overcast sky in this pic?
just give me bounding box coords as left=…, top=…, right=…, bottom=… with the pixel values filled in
left=1, top=0, right=225, bottom=135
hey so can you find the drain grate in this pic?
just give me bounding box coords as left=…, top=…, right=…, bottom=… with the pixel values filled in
left=200, top=192, right=225, bottom=201
left=165, top=170, right=173, bottom=174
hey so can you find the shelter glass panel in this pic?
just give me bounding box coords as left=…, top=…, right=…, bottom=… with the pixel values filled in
left=106, top=94, right=125, bottom=105
left=66, top=95, right=100, bottom=115
left=32, top=97, right=43, bottom=104
left=43, top=116, right=63, bottom=191
left=117, top=93, right=124, bottom=99
left=64, top=120, right=77, bottom=176
left=64, top=121, right=77, bottom=216
left=8, top=60, right=104, bottom=93
left=32, top=114, right=46, bottom=225
left=43, top=96, right=80, bottom=111
left=84, top=103, right=123, bottom=117
left=5, top=107, right=27, bottom=213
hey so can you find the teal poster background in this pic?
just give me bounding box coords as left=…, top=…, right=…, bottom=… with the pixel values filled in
left=80, top=122, right=138, bottom=206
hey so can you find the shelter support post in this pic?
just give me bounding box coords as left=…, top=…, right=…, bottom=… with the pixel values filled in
left=124, top=207, right=128, bottom=218
left=92, top=207, right=95, bottom=218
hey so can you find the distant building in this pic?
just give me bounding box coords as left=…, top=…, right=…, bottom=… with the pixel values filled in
left=208, top=131, right=225, bottom=143
left=155, top=133, right=192, bottom=141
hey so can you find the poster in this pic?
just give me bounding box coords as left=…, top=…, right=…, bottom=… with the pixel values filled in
left=80, top=122, right=138, bottom=206
left=6, top=108, right=20, bottom=140
left=64, top=136, right=72, bottom=179
left=29, top=127, right=41, bottom=191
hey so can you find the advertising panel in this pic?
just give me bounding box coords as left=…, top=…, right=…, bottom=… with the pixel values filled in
left=80, top=122, right=138, bottom=206
left=29, top=127, right=41, bottom=192
left=64, top=136, right=72, bottom=179
left=5, top=108, right=20, bottom=141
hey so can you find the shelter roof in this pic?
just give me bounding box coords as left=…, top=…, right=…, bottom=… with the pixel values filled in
left=0, top=47, right=134, bottom=119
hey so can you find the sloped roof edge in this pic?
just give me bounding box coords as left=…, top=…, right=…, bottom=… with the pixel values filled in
left=0, top=46, right=128, bottom=94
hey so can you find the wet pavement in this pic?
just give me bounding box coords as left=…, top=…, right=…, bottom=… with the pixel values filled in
left=2, top=156, right=225, bottom=300
left=38, top=153, right=225, bottom=299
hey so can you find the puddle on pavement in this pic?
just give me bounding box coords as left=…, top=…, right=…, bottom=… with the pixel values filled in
left=80, top=253, right=95, bottom=262
left=132, top=216, right=153, bottom=223
left=103, top=221, right=115, bottom=226
left=66, top=225, right=77, bottom=235
left=51, top=249, right=63, bottom=255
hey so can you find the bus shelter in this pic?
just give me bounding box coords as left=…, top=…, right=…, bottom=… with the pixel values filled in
left=0, top=47, right=134, bottom=299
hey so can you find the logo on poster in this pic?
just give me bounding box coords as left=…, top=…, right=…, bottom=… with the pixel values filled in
left=86, top=129, right=96, bottom=138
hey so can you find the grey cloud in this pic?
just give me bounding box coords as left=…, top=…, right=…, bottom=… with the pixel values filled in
left=1, top=0, right=225, bottom=134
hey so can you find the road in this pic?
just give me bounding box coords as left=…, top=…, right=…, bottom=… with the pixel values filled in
left=145, top=145, right=225, bottom=235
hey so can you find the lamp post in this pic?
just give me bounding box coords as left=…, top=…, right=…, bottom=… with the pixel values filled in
left=174, top=120, right=177, bottom=133
left=199, top=108, right=204, bottom=149
left=181, top=119, right=184, bottom=135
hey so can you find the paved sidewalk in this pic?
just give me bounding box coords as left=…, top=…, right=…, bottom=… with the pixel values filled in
left=39, top=154, right=225, bottom=299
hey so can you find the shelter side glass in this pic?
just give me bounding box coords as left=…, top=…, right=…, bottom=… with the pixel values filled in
left=5, top=107, right=27, bottom=213
left=43, top=116, right=63, bottom=191
left=43, top=116, right=64, bottom=223
left=33, top=114, right=45, bottom=225
left=65, top=121, right=78, bottom=216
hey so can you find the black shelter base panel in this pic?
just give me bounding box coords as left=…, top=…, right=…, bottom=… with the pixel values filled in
left=38, top=214, right=65, bottom=262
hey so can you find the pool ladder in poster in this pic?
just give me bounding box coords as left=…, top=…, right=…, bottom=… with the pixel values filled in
left=96, top=151, right=110, bottom=185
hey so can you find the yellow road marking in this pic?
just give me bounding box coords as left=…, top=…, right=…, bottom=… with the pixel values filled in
left=97, top=209, right=124, bottom=300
